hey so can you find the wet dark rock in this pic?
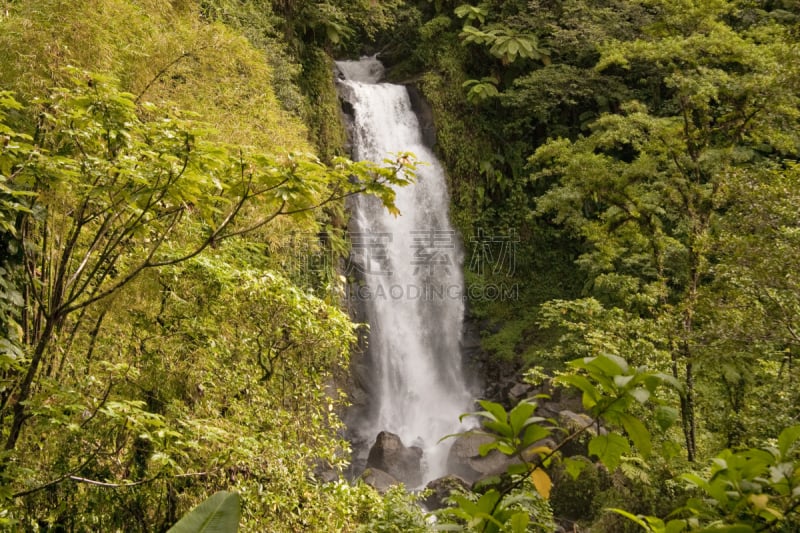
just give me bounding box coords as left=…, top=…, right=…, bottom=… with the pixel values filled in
left=405, top=85, right=436, bottom=149
left=366, top=431, right=423, bottom=487
left=423, top=475, right=471, bottom=510
left=556, top=410, right=606, bottom=457
left=507, top=382, right=533, bottom=403
left=446, top=433, right=518, bottom=483
left=361, top=467, right=399, bottom=494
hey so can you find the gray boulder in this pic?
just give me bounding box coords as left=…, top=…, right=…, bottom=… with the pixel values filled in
left=361, top=467, right=399, bottom=494
left=423, top=475, right=471, bottom=510
left=446, top=432, right=516, bottom=483
left=556, top=410, right=605, bottom=457
left=366, top=431, right=423, bottom=487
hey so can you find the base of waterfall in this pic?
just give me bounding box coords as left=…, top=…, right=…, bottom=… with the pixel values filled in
left=365, top=431, right=423, bottom=487
left=358, top=430, right=471, bottom=511
left=356, top=428, right=535, bottom=498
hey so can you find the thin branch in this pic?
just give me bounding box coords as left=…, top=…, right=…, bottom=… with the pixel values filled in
left=135, top=51, right=195, bottom=104
left=11, top=449, right=100, bottom=498
left=59, top=209, right=184, bottom=315
left=79, top=377, right=116, bottom=430
left=69, top=470, right=213, bottom=488
left=211, top=200, right=285, bottom=240
left=281, top=184, right=376, bottom=216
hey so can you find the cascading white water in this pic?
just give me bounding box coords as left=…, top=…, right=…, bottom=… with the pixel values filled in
left=336, top=57, right=473, bottom=484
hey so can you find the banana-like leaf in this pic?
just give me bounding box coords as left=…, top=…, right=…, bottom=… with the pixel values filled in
left=167, top=491, right=240, bottom=533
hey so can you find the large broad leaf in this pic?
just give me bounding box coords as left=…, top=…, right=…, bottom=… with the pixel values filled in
left=167, top=491, right=240, bottom=533
left=588, top=354, right=630, bottom=376
left=777, top=425, right=800, bottom=459
left=508, top=511, right=530, bottom=533
left=509, top=401, right=537, bottom=435
left=563, top=457, right=588, bottom=480
left=478, top=400, right=509, bottom=424
left=654, top=405, right=679, bottom=431
left=606, top=508, right=661, bottom=530
left=619, top=412, right=652, bottom=457
left=588, top=434, right=630, bottom=471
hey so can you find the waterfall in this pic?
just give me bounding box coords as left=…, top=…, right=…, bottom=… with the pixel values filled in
left=336, top=57, right=473, bottom=485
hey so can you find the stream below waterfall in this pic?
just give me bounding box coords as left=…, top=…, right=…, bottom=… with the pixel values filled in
left=336, top=57, right=475, bottom=486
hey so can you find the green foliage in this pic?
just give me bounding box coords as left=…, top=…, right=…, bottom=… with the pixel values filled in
left=459, top=25, right=548, bottom=65
left=529, top=0, right=800, bottom=464
left=0, top=64, right=414, bottom=530
left=0, top=92, right=33, bottom=372
left=611, top=425, right=800, bottom=531
left=3, top=0, right=800, bottom=529
left=443, top=489, right=533, bottom=532
left=454, top=3, right=488, bottom=25
left=441, top=352, right=678, bottom=531
left=298, top=47, right=350, bottom=161
left=549, top=457, right=607, bottom=523
left=454, top=2, right=548, bottom=65
left=269, top=0, right=408, bottom=53
left=463, top=78, right=500, bottom=103
left=556, top=355, right=680, bottom=465
left=461, top=400, right=552, bottom=460
left=197, top=0, right=305, bottom=114
left=0, top=0, right=313, bottom=153
left=439, top=400, right=556, bottom=531
left=356, top=486, right=431, bottom=533
left=167, top=491, right=240, bottom=533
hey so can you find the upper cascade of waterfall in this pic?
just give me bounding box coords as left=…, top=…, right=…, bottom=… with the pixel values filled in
left=336, top=56, right=385, bottom=83
left=335, top=57, right=474, bottom=486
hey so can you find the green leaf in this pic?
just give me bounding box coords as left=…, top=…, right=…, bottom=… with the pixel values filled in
left=698, top=526, right=754, bottom=533
left=629, top=387, right=651, bottom=404
left=654, top=406, right=679, bottom=431
left=652, top=373, right=684, bottom=394
left=484, top=420, right=514, bottom=439
left=563, top=457, right=588, bottom=480
left=475, top=489, right=502, bottom=515
left=167, top=491, right=240, bottom=533
left=614, top=374, right=634, bottom=388
left=478, top=441, right=501, bottom=456
left=589, top=354, right=630, bottom=376
left=680, top=473, right=712, bottom=494
left=507, top=463, right=530, bottom=476
left=665, top=520, right=689, bottom=533
left=556, top=374, right=600, bottom=409
left=588, top=434, right=630, bottom=471
left=509, top=511, right=530, bottom=532
left=478, top=400, right=508, bottom=424
left=619, top=412, right=652, bottom=457
left=777, top=425, right=800, bottom=458
left=521, top=424, right=551, bottom=448
left=508, top=401, right=536, bottom=435
left=606, top=508, right=656, bottom=530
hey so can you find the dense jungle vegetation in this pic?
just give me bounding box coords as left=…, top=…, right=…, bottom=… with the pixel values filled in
left=1, top=0, right=799, bottom=531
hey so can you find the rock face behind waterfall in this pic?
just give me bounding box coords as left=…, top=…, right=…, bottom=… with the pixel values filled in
left=366, top=431, right=423, bottom=487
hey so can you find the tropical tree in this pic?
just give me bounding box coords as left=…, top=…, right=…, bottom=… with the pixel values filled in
left=530, top=0, right=800, bottom=460
left=0, top=70, right=413, bottom=528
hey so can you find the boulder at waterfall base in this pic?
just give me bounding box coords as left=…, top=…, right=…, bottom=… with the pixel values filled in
left=423, top=475, right=471, bottom=510
left=361, top=468, right=400, bottom=494
left=366, top=431, right=423, bottom=487
left=447, top=433, right=515, bottom=483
